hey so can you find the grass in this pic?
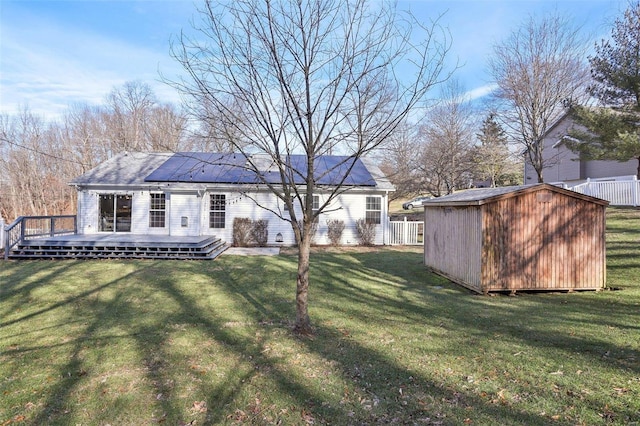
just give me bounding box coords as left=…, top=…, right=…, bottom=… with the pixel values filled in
left=1, top=208, right=640, bottom=425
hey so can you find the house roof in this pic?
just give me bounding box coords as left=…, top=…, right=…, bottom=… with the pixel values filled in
left=71, top=152, right=394, bottom=191
left=421, top=183, right=609, bottom=207
left=70, top=152, right=173, bottom=186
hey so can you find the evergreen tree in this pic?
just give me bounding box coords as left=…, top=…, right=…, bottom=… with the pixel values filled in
left=588, top=2, right=640, bottom=108
left=568, top=3, right=640, bottom=177
left=568, top=106, right=640, bottom=177
left=472, top=113, right=518, bottom=187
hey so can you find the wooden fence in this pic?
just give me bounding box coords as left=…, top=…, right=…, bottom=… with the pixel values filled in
left=387, top=218, right=423, bottom=245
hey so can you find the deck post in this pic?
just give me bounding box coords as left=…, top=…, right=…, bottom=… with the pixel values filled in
left=403, top=217, right=408, bottom=245
left=0, top=217, right=5, bottom=254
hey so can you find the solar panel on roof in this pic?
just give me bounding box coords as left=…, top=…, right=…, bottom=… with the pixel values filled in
left=144, top=153, right=376, bottom=186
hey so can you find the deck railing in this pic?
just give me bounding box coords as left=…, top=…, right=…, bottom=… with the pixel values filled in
left=3, top=215, right=77, bottom=260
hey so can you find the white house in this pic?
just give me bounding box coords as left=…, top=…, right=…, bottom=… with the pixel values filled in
left=70, top=152, right=395, bottom=246
left=524, top=113, right=638, bottom=185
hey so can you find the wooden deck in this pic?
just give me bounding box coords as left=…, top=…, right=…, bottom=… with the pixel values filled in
left=8, top=234, right=228, bottom=260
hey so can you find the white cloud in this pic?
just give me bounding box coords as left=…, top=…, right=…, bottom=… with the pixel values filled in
left=0, top=8, right=182, bottom=121
left=465, top=83, right=498, bottom=102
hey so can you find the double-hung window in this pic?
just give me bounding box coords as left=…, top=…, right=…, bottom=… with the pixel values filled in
left=310, top=195, right=320, bottom=215
left=365, top=196, right=381, bottom=224
left=209, top=194, right=226, bottom=228
left=149, top=193, right=166, bottom=228
left=303, top=194, right=320, bottom=220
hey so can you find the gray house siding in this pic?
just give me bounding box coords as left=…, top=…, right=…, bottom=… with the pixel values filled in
left=524, top=114, right=637, bottom=184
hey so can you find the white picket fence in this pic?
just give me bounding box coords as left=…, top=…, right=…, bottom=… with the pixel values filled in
left=0, top=217, right=4, bottom=251
left=388, top=218, right=423, bottom=245
left=568, top=177, right=640, bottom=207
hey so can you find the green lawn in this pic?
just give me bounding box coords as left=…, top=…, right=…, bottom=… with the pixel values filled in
left=1, top=208, right=639, bottom=425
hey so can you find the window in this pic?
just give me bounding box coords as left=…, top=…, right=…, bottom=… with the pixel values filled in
left=149, top=193, right=166, bottom=228
left=209, top=194, right=226, bottom=228
left=303, top=194, right=320, bottom=214
left=365, top=196, right=381, bottom=224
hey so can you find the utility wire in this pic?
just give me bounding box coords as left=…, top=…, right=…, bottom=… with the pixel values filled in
left=0, top=137, right=86, bottom=166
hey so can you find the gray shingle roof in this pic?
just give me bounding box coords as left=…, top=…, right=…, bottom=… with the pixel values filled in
left=70, top=152, right=173, bottom=186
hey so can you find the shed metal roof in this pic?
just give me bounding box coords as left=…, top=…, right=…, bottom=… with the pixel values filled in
left=421, top=184, right=609, bottom=207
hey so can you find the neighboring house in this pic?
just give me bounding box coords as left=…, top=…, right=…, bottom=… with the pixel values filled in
left=524, top=113, right=638, bottom=185
left=70, top=152, right=395, bottom=245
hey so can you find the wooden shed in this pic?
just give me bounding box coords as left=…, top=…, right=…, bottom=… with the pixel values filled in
left=422, top=184, right=609, bottom=294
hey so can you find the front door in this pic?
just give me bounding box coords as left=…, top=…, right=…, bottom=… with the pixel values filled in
left=99, top=194, right=132, bottom=232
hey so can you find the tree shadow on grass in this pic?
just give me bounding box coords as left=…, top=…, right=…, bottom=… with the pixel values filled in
left=3, top=248, right=638, bottom=424
left=136, top=258, right=359, bottom=424
left=343, top=250, right=640, bottom=422
left=0, top=260, right=81, bottom=322
left=17, top=267, right=150, bottom=424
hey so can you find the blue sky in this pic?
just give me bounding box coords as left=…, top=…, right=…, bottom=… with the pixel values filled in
left=0, top=0, right=628, bottom=121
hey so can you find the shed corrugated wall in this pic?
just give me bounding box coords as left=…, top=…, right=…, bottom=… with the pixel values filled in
left=481, top=189, right=606, bottom=292
left=423, top=206, right=483, bottom=292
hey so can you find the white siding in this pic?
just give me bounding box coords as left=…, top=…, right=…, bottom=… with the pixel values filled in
left=78, top=190, right=98, bottom=234
left=77, top=186, right=390, bottom=245
left=199, top=189, right=389, bottom=245
left=169, top=192, right=201, bottom=236
left=131, top=192, right=149, bottom=234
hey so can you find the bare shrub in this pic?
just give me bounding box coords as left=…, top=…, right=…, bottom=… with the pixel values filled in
left=326, top=219, right=345, bottom=246
left=233, top=217, right=253, bottom=247
left=355, top=219, right=376, bottom=246
left=251, top=219, right=269, bottom=247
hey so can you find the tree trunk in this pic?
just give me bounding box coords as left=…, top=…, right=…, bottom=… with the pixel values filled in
left=293, top=226, right=313, bottom=335
left=637, top=156, right=640, bottom=180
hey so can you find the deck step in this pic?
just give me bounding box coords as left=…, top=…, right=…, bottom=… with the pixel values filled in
left=8, top=237, right=229, bottom=260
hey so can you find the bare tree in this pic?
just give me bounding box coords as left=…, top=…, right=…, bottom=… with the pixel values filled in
left=377, top=123, right=422, bottom=201
left=143, top=103, right=190, bottom=152
left=61, top=103, right=112, bottom=172
left=471, top=112, right=520, bottom=187
left=104, top=81, right=158, bottom=152
left=488, top=12, right=590, bottom=183
left=417, top=81, right=475, bottom=196
left=169, top=0, right=451, bottom=334
left=0, top=108, right=79, bottom=220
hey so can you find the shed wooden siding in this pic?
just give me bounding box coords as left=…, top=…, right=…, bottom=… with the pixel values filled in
left=423, top=185, right=607, bottom=293
left=481, top=189, right=606, bottom=292
left=423, top=206, right=483, bottom=290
